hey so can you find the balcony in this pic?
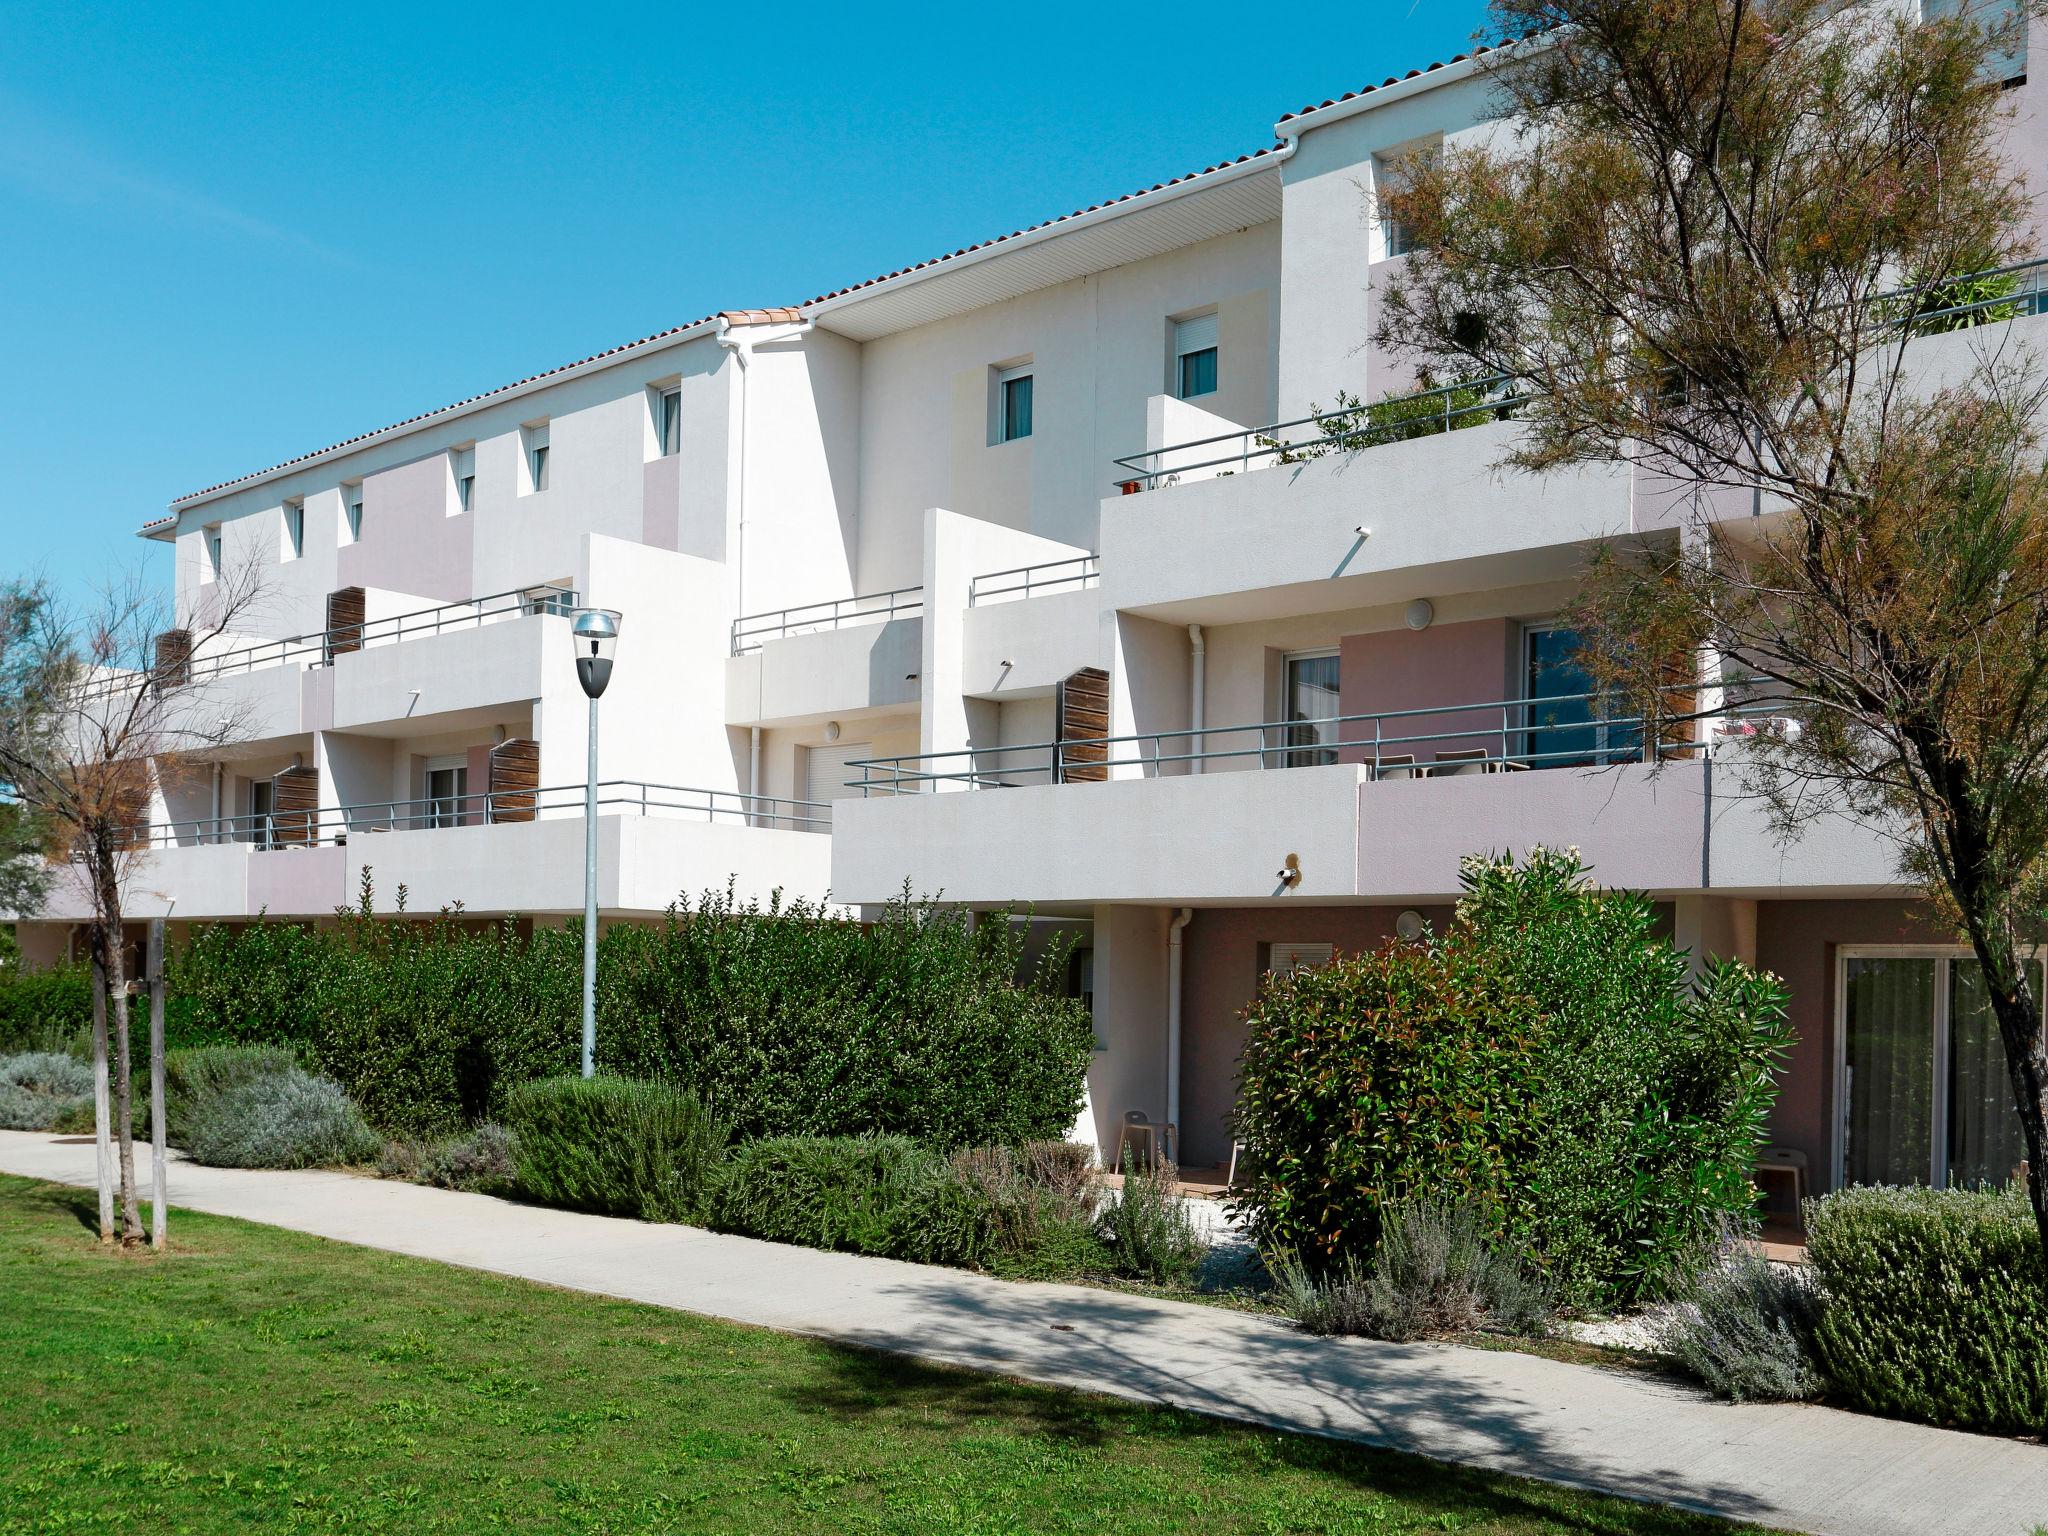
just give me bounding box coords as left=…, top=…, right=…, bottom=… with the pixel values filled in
left=827, top=693, right=1903, bottom=906
left=730, top=586, right=923, bottom=655
left=48, top=782, right=834, bottom=923
left=726, top=586, right=924, bottom=726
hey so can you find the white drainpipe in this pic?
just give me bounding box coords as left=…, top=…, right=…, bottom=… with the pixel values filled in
left=1166, top=906, right=1194, bottom=1164
left=1187, top=624, right=1205, bottom=775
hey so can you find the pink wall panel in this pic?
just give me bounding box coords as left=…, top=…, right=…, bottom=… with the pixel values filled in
left=1753, top=898, right=1948, bottom=1201
left=1336, top=618, right=1514, bottom=767
left=1177, top=903, right=1454, bottom=1168
left=338, top=455, right=473, bottom=601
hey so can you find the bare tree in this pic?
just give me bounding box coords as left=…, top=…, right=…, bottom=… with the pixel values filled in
left=0, top=563, right=264, bottom=1245
left=1375, top=0, right=2048, bottom=1261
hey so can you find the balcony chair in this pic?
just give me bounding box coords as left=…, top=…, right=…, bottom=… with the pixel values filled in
left=1372, top=754, right=1419, bottom=780
left=1754, top=1146, right=1809, bottom=1216
left=1429, top=748, right=1491, bottom=776
left=1114, top=1110, right=1169, bottom=1175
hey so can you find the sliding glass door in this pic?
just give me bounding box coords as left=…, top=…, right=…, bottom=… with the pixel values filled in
left=1841, top=950, right=2039, bottom=1190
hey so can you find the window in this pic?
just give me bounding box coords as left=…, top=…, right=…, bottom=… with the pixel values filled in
left=997, top=366, right=1034, bottom=443
left=343, top=483, right=364, bottom=543
left=1840, top=949, right=2042, bottom=1189
left=522, top=422, right=551, bottom=493
left=1173, top=313, right=1219, bottom=400
left=425, top=762, right=469, bottom=829
left=282, top=499, right=304, bottom=560
left=1267, top=942, right=1334, bottom=976
left=450, top=446, right=475, bottom=513
left=1278, top=651, right=1341, bottom=768
left=1374, top=137, right=1440, bottom=260
left=658, top=386, right=681, bottom=456
left=1923, top=0, right=2027, bottom=83
left=1520, top=623, right=1641, bottom=767
left=203, top=524, right=223, bottom=581
left=248, top=778, right=275, bottom=850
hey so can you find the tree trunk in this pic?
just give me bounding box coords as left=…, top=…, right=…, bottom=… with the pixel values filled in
left=148, top=918, right=166, bottom=1251
left=1981, top=973, right=2048, bottom=1262
left=92, top=845, right=141, bottom=1247
left=89, top=940, right=112, bottom=1244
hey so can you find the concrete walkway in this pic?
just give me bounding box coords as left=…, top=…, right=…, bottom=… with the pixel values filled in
left=2, top=1130, right=2042, bottom=1536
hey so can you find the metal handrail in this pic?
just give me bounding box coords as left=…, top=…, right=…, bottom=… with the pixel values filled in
left=730, top=586, right=924, bottom=655
left=968, top=554, right=1101, bottom=606
left=85, top=584, right=579, bottom=699
left=1112, top=376, right=1523, bottom=491
left=1112, top=255, right=2048, bottom=494
left=125, top=779, right=832, bottom=848
left=843, top=687, right=1785, bottom=794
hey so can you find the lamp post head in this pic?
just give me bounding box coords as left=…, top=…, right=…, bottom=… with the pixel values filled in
left=571, top=608, right=622, bottom=699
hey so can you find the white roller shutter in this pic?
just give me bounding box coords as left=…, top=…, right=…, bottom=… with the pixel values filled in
left=1267, top=942, right=1334, bottom=976
left=803, top=742, right=873, bottom=804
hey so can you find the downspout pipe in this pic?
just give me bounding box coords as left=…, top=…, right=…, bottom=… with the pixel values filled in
left=1166, top=906, right=1194, bottom=1165
left=1187, top=625, right=1205, bottom=775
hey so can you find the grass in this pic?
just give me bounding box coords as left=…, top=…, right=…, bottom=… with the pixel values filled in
left=0, top=1174, right=1779, bottom=1535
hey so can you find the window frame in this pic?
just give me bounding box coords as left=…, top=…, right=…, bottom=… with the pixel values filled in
left=1275, top=647, right=1342, bottom=769
left=203, top=524, right=224, bottom=582
left=996, top=364, right=1034, bottom=444
left=522, top=422, right=551, bottom=494
left=282, top=499, right=304, bottom=561
left=659, top=386, right=682, bottom=457
left=449, top=446, right=476, bottom=514
left=1832, top=944, right=2048, bottom=1191
left=1172, top=312, right=1220, bottom=401
left=342, top=483, right=365, bottom=544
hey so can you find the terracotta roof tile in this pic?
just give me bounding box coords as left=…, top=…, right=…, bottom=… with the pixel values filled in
left=718, top=307, right=807, bottom=325
left=800, top=144, right=1285, bottom=307
left=1275, top=45, right=1498, bottom=123
left=168, top=312, right=723, bottom=507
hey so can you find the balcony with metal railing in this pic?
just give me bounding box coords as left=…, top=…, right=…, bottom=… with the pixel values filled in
left=967, top=554, right=1100, bottom=607
left=729, top=587, right=923, bottom=656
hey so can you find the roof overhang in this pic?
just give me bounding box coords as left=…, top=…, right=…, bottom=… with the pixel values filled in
left=806, top=152, right=1288, bottom=343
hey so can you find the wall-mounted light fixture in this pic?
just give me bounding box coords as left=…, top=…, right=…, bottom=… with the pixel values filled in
left=1276, top=852, right=1302, bottom=888
left=1405, top=599, right=1435, bottom=632
left=1395, top=909, right=1427, bottom=942
left=825, top=720, right=841, bottom=743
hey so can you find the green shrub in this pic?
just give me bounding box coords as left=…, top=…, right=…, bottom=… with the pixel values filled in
left=1231, top=847, right=1790, bottom=1308
left=163, top=882, right=1093, bottom=1144
left=1270, top=1199, right=1550, bottom=1340
left=1806, top=1183, right=2048, bottom=1434
left=382, top=1124, right=518, bottom=1194
left=950, top=1142, right=1109, bottom=1280
left=1661, top=1241, right=1823, bottom=1403
left=503, top=1076, right=725, bottom=1223
left=0, top=1050, right=94, bottom=1130
left=1096, top=1164, right=1205, bottom=1286
left=711, top=1135, right=988, bottom=1266
left=182, top=1067, right=381, bottom=1169
left=0, top=964, right=91, bottom=1054
left=164, top=1045, right=298, bottom=1146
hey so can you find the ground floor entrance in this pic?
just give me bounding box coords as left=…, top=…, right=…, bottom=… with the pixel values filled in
left=1079, top=896, right=2040, bottom=1206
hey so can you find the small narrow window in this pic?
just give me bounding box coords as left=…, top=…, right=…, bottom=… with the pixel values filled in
left=282, top=499, right=304, bottom=560
left=1173, top=313, right=1219, bottom=400
left=659, top=387, right=681, bottom=456
left=203, top=524, right=224, bottom=580
left=998, top=366, right=1034, bottom=443
left=523, top=422, right=551, bottom=493
left=1375, top=137, right=1440, bottom=261
left=343, top=483, right=364, bottom=543
left=450, top=446, right=476, bottom=513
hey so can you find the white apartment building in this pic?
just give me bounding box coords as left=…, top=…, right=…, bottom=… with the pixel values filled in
left=20, top=14, right=2048, bottom=1196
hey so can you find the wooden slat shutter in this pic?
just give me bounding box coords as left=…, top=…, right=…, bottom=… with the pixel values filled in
left=1054, top=667, right=1110, bottom=783
left=487, top=738, right=540, bottom=823
left=324, top=587, right=366, bottom=661
left=151, top=629, right=192, bottom=691
left=95, top=761, right=152, bottom=854
left=270, top=765, right=319, bottom=847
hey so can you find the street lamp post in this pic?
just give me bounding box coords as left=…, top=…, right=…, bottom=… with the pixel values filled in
left=570, top=607, right=622, bottom=1078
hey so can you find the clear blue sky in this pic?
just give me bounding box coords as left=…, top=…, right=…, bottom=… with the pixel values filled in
left=0, top=0, right=1491, bottom=608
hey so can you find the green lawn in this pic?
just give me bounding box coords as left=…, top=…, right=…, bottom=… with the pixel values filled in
left=0, top=1175, right=1772, bottom=1535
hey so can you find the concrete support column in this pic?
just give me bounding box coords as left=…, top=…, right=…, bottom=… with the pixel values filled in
left=1086, top=904, right=1172, bottom=1163
left=1672, top=894, right=1758, bottom=980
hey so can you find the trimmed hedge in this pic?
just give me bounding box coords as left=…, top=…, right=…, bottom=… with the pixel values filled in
left=710, top=1135, right=989, bottom=1266
left=165, top=882, right=1093, bottom=1143
left=503, top=1076, right=725, bottom=1223
left=1807, top=1183, right=2048, bottom=1434
left=0, top=962, right=90, bottom=1053
left=1232, top=848, right=1791, bottom=1308
left=181, top=1065, right=381, bottom=1169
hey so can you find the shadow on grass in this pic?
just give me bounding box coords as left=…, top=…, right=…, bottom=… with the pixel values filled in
left=786, top=1331, right=1745, bottom=1534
